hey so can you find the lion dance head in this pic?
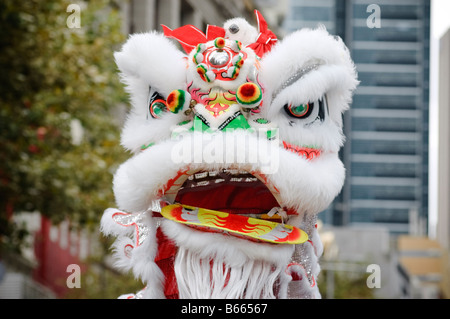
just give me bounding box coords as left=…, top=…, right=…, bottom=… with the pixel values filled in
left=101, top=10, right=358, bottom=299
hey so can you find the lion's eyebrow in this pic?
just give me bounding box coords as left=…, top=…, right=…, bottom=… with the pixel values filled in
left=272, top=60, right=323, bottom=100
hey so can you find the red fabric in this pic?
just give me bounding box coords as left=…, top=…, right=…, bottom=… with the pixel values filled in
left=162, top=24, right=225, bottom=54
left=175, top=182, right=279, bottom=215
left=286, top=263, right=304, bottom=282
left=155, top=227, right=179, bottom=298
left=247, top=10, right=277, bottom=58
left=162, top=11, right=276, bottom=58
left=206, top=25, right=226, bottom=40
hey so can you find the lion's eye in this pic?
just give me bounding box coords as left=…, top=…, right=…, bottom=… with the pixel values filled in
left=228, top=24, right=239, bottom=34
left=149, top=99, right=167, bottom=119
left=284, top=102, right=313, bottom=119
left=285, top=103, right=311, bottom=118
left=147, top=88, right=167, bottom=119
left=283, top=96, right=328, bottom=125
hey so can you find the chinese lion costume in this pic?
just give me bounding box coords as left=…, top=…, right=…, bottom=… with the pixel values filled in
left=101, top=10, right=358, bottom=299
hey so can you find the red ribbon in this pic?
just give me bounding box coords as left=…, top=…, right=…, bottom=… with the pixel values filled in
left=247, top=10, right=278, bottom=58
left=162, top=10, right=276, bottom=58
left=162, top=24, right=225, bottom=54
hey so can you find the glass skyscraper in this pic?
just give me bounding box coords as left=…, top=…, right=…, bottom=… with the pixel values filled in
left=283, top=0, right=430, bottom=233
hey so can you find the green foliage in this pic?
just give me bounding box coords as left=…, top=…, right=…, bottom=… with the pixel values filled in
left=0, top=0, right=128, bottom=251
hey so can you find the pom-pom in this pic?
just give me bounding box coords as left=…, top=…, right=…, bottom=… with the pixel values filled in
left=230, top=40, right=242, bottom=53
left=193, top=52, right=203, bottom=64
left=167, top=89, right=191, bottom=114
left=226, top=66, right=240, bottom=80
left=232, top=54, right=245, bottom=68
left=214, top=37, right=226, bottom=49
left=236, top=82, right=262, bottom=108
left=196, top=63, right=215, bottom=82
left=196, top=43, right=206, bottom=53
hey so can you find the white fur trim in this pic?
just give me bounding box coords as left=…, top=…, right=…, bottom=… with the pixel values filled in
left=175, top=245, right=285, bottom=298
left=114, top=32, right=188, bottom=153
left=100, top=208, right=134, bottom=238
left=260, top=27, right=358, bottom=117
left=100, top=208, right=166, bottom=298
left=258, top=28, right=358, bottom=155
left=114, top=32, right=187, bottom=96
left=223, top=18, right=258, bottom=45
left=113, top=131, right=344, bottom=217
left=162, top=220, right=294, bottom=298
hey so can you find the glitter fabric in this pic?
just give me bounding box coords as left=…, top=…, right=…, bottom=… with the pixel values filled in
left=112, top=211, right=150, bottom=247
left=272, top=62, right=322, bottom=100
left=286, top=212, right=321, bottom=298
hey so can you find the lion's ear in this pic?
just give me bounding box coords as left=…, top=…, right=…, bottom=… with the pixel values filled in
left=114, top=31, right=187, bottom=96
left=114, top=32, right=189, bottom=154
left=259, top=28, right=358, bottom=127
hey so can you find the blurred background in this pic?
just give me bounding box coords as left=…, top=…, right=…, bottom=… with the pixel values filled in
left=0, top=0, right=448, bottom=299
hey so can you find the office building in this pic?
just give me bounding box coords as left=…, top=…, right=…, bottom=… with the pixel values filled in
left=284, top=0, right=431, bottom=234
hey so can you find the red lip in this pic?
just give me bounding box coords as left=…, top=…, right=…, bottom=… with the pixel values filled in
left=282, top=141, right=321, bottom=160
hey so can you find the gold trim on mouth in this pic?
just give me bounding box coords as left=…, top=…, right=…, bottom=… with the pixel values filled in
left=161, top=203, right=308, bottom=245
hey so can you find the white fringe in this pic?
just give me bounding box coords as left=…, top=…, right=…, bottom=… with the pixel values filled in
left=174, top=245, right=284, bottom=299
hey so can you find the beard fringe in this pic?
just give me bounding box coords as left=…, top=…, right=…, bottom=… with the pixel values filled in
left=174, top=245, right=284, bottom=299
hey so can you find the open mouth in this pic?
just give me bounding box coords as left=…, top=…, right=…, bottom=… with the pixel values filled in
left=175, top=169, right=280, bottom=216
left=157, top=168, right=308, bottom=244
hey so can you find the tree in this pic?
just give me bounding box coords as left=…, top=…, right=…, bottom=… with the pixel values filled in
left=0, top=0, right=128, bottom=253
